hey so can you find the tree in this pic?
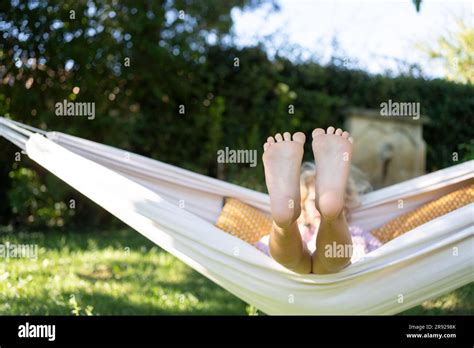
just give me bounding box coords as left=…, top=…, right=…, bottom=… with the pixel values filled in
left=0, top=0, right=275, bottom=227
left=425, top=18, right=474, bottom=84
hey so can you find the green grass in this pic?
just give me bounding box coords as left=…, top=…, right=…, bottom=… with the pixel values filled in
left=0, top=227, right=472, bottom=315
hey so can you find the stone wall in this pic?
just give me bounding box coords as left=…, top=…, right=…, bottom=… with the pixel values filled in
left=345, top=108, right=427, bottom=189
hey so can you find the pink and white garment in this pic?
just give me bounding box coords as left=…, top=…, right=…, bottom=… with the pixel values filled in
left=255, top=222, right=382, bottom=263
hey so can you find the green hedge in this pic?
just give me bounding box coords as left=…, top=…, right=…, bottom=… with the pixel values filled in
left=0, top=1, right=472, bottom=229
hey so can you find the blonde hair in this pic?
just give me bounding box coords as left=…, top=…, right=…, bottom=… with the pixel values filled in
left=299, top=161, right=372, bottom=223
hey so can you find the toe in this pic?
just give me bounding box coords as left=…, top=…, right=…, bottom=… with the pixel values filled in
left=263, top=142, right=270, bottom=151
left=267, top=136, right=275, bottom=144
left=335, top=128, right=343, bottom=136
left=348, top=137, right=354, bottom=144
left=342, top=131, right=350, bottom=139
left=292, top=132, right=306, bottom=144
left=327, top=126, right=335, bottom=134
left=275, top=133, right=283, bottom=142
left=312, top=128, right=325, bottom=138
left=283, top=132, right=291, bottom=141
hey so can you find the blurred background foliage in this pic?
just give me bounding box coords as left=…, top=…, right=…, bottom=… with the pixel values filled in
left=0, top=0, right=473, bottom=230
left=424, top=17, right=474, bottom=85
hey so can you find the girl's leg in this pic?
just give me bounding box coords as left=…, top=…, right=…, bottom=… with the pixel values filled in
left=262, top=131, right=311, bottom=274
left=270, top=221, right=312, bottom=274
left=312, top=212, right=352, bottom=274
left=311, top=126, right=354, bottom=274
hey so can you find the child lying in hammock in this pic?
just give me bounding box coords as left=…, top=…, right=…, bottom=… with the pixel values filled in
left=259, top=127, right=381, bottom=274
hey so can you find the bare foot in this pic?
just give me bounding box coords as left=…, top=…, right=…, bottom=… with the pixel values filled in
left=311, top=127, right=353, bottom=220
left=263, top=132, right=306, bottom=229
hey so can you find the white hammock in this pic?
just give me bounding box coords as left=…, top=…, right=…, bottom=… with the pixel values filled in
left=0, top=117, right=473, bottom=315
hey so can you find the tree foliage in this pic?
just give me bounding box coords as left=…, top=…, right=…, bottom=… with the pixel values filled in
left=0, top=0, right=472, bottom=229
left=425, top=18, right=474, bottom=84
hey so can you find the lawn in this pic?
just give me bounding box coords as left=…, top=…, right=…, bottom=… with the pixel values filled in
left=0, top=226, right=472, bottom=315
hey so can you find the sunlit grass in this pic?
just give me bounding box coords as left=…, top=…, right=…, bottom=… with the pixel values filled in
left=0, top=227, right=471, bottom=315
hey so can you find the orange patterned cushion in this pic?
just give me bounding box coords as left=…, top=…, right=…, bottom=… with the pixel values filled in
left=216, top=198, right=272, bottom=244
left=372, top=183, right=473, bottom=243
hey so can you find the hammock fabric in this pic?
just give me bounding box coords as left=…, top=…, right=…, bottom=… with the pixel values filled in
left=0, top=117, right=473, bottom=315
